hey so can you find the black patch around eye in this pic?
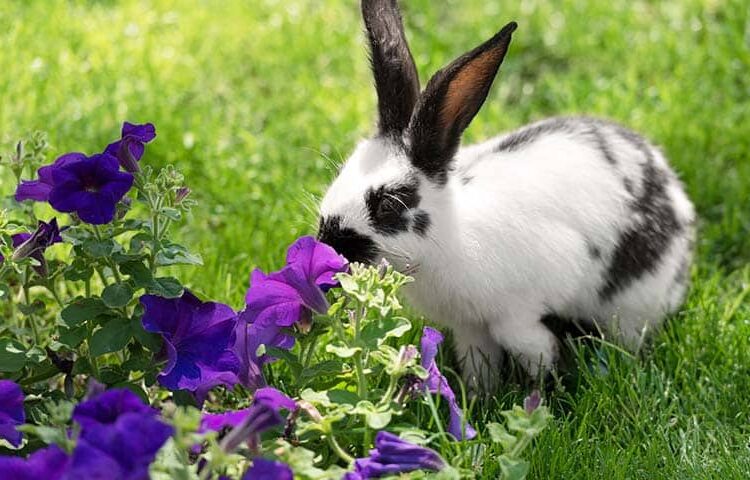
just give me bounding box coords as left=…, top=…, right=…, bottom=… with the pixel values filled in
left=412, top=210, right=431, bottom=236
left=317, top=216, right=379, bottom=264
left=365, top=179, right=421, bottom=236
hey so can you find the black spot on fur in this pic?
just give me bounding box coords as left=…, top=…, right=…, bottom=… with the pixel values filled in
left=586, top=242, right=602, bottom=260
left=623, top=177, right=635, bottom=196
left=317, top=216, right=379, bottom=264
left=365, top=179, right=421, bottom=236
left=412, top=210, right=431, bottom=236
left=593, top=129, right=617, bottom=166
left=598, top=156, right=682, bottom=300
left=495, top=117, right=576, bottom=153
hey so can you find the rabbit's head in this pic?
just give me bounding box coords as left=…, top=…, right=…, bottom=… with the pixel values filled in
left=318, top=0, right=516, bottom=267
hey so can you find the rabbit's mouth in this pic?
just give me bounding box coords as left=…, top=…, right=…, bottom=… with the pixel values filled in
left=317, top=215, right=379, bottom=265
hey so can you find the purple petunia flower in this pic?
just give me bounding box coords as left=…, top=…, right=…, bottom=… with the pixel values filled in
left=68, top=411, right=173, bottom=480
left=420, top=327, right=476, bottom=440
left=10, top=218, right=63, bottom=276
left=344, top=431, right=444, bottom=479
left=104, top=122, right=156, bottom=173
left=200, top=387, right=296, bottom=452
left=141, top=291, right=241, bottom=404
left=14, top=153, right=83, bottom=203
left=47, top=153, right=134, bottom=225
left=0, top=445, right=70, bottom=480
left=244, top=236, right=347, bottom=329
left=0, top=380, right=25, bottom=448
left=72, top=388, right=157, bottom=431
left=234, top=310, right=295, bottom=390
left=64, top=387, right=172, bottom=480
left=242, top=458, right=293, bottom=480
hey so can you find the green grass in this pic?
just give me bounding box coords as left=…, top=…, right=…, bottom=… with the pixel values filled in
left=2, top=0, right=750, bottom=477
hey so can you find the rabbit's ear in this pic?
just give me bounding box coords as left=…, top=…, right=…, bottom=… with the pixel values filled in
left=362, top=0, right=420, bottom=138
left=408, top=22, right=517, bottom=183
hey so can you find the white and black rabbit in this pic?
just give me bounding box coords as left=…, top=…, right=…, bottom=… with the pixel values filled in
left=318, top=0, right=695, bottom=387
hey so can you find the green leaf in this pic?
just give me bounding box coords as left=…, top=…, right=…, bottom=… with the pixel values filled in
left=159, top=207, right=182, bottom=221
left=352, top=400, right=392, bottom=429
left=0, top=337, right=27, bottom=372
left=498, top=456, right=530, bottom=480
left=267, top=346, right=303, bottom=378
left=325, top=342, right=361, bottom=358
left=83, top=238, right=117, bottom=258
left=18, top=299, right=45, bottom=316
left=298, top=360, right=343, bottom=384
left=61, top=297, right=108, bottom=327
left=148, top=277, right=184, bottom=298
left=360, top=316, right=411, bottom=348
left=63, top=258, right=94, bottom=282
left=90, top=319, right=132, bottom=356
left=155, top=243, right=203, bottom=266
left=131, top=317, right=163, bottom=351
left=58, top=326, right=87, bottom=348
left=18, top=425, right=68, bottom=446
left=120, top=261, right=153, bottom=287
left=25, top=346, right=46, bottom=365
left=102, top=283, right=134, bottom=308
left=487, top=422, right=518, bottom=451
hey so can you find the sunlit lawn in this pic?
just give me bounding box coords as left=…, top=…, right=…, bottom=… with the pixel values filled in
left=2, top=0, right=750, bottom=477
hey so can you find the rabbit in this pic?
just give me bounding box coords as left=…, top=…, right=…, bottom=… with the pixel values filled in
left=317, top=0, right=696, bottom=388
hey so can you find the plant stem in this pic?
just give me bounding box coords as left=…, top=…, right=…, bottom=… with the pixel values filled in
left=327, top=434, right=355, bottom=464
left=22, top=266, right=40, bottom=345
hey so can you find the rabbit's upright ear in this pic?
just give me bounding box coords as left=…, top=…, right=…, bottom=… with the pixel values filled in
left=408, top=22, right=517, bottom=184
left=362, top=0, right=421, bottom=138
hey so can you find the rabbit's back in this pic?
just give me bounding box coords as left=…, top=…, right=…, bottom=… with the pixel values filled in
left=425, top=117, right=695, bottom=345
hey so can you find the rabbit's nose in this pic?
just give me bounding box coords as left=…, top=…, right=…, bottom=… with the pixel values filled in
left=317, top=215, right=379, bottom=265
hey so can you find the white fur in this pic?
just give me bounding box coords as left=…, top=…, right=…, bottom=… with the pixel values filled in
left=320, top=118, right=695, bottom=387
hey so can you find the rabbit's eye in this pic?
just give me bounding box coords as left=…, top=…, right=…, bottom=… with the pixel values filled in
left=365, top=181, right=421, bottom=236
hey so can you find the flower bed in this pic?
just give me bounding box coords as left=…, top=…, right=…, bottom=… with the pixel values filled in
left=0, top=124, right=549, bottom=479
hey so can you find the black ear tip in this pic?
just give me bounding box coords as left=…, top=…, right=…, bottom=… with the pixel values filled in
left=503, top=21, right=519, bottom=35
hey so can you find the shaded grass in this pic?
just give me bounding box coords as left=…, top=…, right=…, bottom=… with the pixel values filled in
left=2, top=0, right=750, bottom=477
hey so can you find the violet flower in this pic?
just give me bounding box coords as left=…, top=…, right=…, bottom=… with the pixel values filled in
left=104, top=122, right=156, bottom=173
left=0, top=380, right=25, bottom=448
left=48, top=153, right=134, bottom=224
left=420, top=327, right=476, bottom=440
left=10, top=219, right=63, bottom=276
left=68, top=411, right=173, bottom=480
left=234, top=310, right=295, bottom=390
left=344, top=431, right=444, bottom=479
left=0, top=445, right=70, bottom=480
left=141, top=291, right=240, bottom=404
left=14, top=152, right=82, bottom=203
left=72, top=388, right=157, bottom=431
left=244, top=236, right=347, bottom=328
left=200, top=387, right=296, bottom=452
left=242, top=458, right=293, bottom=480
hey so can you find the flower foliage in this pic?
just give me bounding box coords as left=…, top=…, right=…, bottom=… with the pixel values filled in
left=0, top=126, right=550, bottom=480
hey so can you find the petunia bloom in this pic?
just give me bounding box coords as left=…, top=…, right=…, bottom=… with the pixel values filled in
left=420, top=327, right=476, bottom=440
left=68, top=411, right=173, bottom=480
left=0, top=380, right=25, bottom=448
left=141, top=291, right=240, bottom=404
left=242, top=458, right=293, bottom=480
left=48, top=153, right=134, bottom=224
left=0, top=445, right=70, bottom=480
left=244, top=236, right=347, bottom=329
left=104, top=122, right=156, bottom=173
left=200, top=387, right=296, bottom=452
left=344, top=431, right=444, bottom=479
left=72, top=388, right=157, bottom=431
left=234, top=309, right=295, bottom=390
left=10, top=218, right=63, bottom=276
left=14, top=153, right=83, bottom=203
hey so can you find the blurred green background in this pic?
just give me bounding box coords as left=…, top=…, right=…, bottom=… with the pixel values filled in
left=2, top=0, right=750, bottom=477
